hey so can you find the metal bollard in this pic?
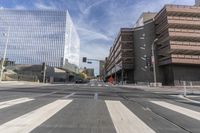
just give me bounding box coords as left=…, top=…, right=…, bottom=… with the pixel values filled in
left=183, top=81, right=187, bottom=97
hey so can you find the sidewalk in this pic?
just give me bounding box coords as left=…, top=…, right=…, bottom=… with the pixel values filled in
left=0, top=81, right=51, bottom=89
left=118, top=84, right=200, bottom=95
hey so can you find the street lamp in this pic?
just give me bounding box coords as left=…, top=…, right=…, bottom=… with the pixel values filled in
left=151, top=38, right=158, bottom=86
left=0, top=19, right=10, bottom=82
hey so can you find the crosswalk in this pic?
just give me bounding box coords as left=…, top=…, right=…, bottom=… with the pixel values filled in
left=151, top=100, right=200, bottom=121
left=0, top=97, right=34, bottom=109
left=0, top=100, right=72, bottom=133
left=105, top=100, right=156, bottom=133
left=0, top=96, right=199, bottom=132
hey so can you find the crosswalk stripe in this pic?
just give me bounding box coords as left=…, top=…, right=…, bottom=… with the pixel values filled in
left=98, top=84, right=102, bottom=86
left=151, top=101, right=200, bottom=121
left=0, top=99, right=72, bottom=133
left=94, top=93, right=98, bottom=100
left=105, top=100, right=156, bottom=133
left=34, top=91, right=57, bottom=98
left=91, top=84, right=95, bottom=86
left=0, top=97, right=34, bottom=110
left=63, top=92, right=76, bottom=99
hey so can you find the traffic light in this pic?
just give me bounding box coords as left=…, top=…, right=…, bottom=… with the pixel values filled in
left=42, top=62, right=46, bottom=70
left=41, top=62, right=46, bottom=75
left=82, top=57, right=87, bottom=62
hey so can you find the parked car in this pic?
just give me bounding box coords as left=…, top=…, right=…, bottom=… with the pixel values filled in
left=75, top=79, right=88, bottom=84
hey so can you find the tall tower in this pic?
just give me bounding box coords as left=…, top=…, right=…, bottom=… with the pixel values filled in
left=0, top=9, right=80, bottom=67
left=196, top=0, right=200, bottom=6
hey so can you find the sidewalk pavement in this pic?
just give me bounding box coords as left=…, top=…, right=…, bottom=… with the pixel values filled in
left=118, top=84, right=200, bottom=95
left=0, top=81, right=51, bottom=89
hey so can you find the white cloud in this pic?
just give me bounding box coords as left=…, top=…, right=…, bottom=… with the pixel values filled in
left=81, top=0, right=108, bottom=15
left=34, top=2, right=57, bottom=10
left=0, top=6, right=4, bottom=9
left=14, top=5, right=26, bottom=10
left=77, top=27, right=112, bottom=41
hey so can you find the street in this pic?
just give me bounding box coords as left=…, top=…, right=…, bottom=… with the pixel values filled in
left=0, top=81, right=199, bottom=133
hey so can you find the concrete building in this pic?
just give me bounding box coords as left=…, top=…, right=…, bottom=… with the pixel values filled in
left=0, top=9, right=80, bottom=67
left=105, top=28, right=134, bottom=83
left=196, top=0, right=200, bottom=6
left=84, top=68, right=95, bottom=79
left=134, top=12, right=157, bottom=28
left=155, top=5, right=200, bottom=85
left=133, top=13, right=157, bottom=84
left=105, top=4, right=200, bottom=85
left=99, top=60, right=105, bottom=79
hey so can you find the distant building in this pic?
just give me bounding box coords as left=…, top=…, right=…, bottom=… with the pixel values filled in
left=134, top=12, right=157, bottom=28
left=99, top=60, right=105, bottom=79
left=84, top=68, right=94, bottom=79
left=0, top=58, right=15, bottom=67
left=196, top=0, right=200, bottom=6
left=62, top=60, right=79, bottom=74
left=0, top=9, right=80, bottom=67
left=105, top=28, right=134, bottom=83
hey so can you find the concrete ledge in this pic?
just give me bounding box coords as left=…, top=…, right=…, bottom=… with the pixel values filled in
left=150, top=82, right=162, bottom=87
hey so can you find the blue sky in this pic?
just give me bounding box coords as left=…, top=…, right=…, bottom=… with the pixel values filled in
left=0, top=0, right=195, bottom=75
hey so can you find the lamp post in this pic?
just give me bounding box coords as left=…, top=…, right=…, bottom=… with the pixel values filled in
left=43, top=63, right=47, bottom=83
left=0, top=19, right=10, bottom=82
left=151, top=38, right=158, bottom=86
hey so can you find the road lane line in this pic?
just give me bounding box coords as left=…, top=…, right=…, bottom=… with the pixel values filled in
left=94, top=93, right=98, bottom=100
left=151, top=101, right=200, bottom=121
left=0, top=99, right=72, bottom=133
left=105, top=100, right=156, bottom=133
left=63, top=92, right=76, bottom=99
left=34, top=91, right=57, bottom=98
left=98, top=84, right=102, bottom=87
left=0, top=97, right=34, bottom=110
left=91, top=84, right=95, bottom=87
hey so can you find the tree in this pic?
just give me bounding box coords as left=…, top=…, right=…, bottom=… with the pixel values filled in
left=79, top=72, right=87, bottom=79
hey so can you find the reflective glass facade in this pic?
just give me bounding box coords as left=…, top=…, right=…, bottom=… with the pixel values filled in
left=0, top=9, right=80, bottom=67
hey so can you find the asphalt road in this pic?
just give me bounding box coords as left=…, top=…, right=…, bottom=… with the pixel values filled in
left=0, top=80, right=199, bottom=133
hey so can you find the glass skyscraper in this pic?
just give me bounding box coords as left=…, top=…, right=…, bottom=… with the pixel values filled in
left=0, top=9, right=80, bottom=67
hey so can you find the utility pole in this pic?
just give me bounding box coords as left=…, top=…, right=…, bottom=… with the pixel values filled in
left=42, top=62, right=47, bottom=83
left=151, top=38, right=158, bottom=86
left=115, top=64, right=117, bottom=84
left=121, top=68, right=124, bottom=85
left=0, top=26, right=10, bottom=82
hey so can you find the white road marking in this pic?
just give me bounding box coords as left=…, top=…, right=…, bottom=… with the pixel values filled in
left=98, top=84, right=102, bottom=87
left=105, top=100, right=155, bottom=133
left=175, top=95, right=200, bottom=104
left=91, top=84, right=95, bottom=86
left=35, top=91, right=57, bottom=98
left=0, top=99, right=72, bottom=133
left=0, top=97, right=34, bottom=110
left=151, top=101, right=200, bottom=121
left=63, top=92, right=76, bottom=99
left=94, top=93, right=98, bottom=100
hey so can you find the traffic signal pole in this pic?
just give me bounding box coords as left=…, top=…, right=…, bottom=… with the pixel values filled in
left=42, top=62, right=47, bottom=83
